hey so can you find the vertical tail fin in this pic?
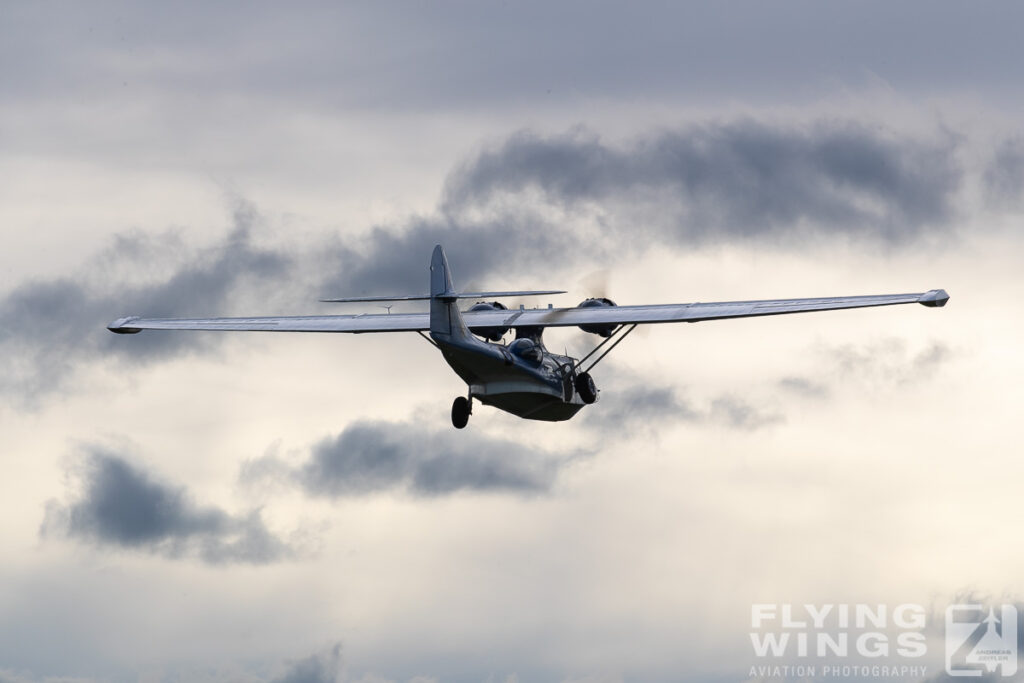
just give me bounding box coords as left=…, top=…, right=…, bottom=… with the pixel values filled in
left=429, top=245, right=473, bottom=341
left=430, top=244, right=455, bottom=300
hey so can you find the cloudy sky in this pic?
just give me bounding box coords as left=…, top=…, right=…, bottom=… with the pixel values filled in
left=2, top=2, right=1023, bottom=682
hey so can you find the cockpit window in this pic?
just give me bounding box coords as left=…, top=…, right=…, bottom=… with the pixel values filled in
left=508, top=338, right=543, bottom=364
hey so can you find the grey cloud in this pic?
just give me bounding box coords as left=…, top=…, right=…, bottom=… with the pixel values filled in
left=5, top=4, right=1024, bottom=113
left=308, top=121, right=968, bottom=318
left=583, top=384, right=700, bottom=435
left=617, top=385, right=701, bottom=421
left=270, top=643, right=342, bottom=683
left=0, top=643, right=343, bottom=683
left=922, top=671, right=1012, bottom=683
left=316, top=215, right=583, bottom=299
left=242, top=420, right=580, bottom=498
left=442, top=122, right=963, bottom=245
left=320, top=119, right=974, bottom=299
left=772, top=339, right=951, bottom=404
left=709, top=395, right=784, bottom=431
left=828, top=339, right=951, bottom=387
left=777, top=376, right=830, bottom=399
left=43, top=447, right=293, bottom=564
left=0, top=671, right=96, bottom=683
left=1, top=193, right=576, bottom=407
left=0, top=671, right=97, bottom=683
left=919, top=595, right=1024, bottom=683
left=584, top=380, right=780, bottom=434
left=300, top=420, right=571, bottom=496
left=0, top=200, right=290, bottom=404
left=984, top=138, right=1024, bottom=210
left=0, top=121, right=973, bottom=407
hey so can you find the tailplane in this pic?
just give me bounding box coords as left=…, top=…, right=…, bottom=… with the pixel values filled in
left=321, top=290, right=563, bottom=303
left=319, top=244, right=560, bottom=343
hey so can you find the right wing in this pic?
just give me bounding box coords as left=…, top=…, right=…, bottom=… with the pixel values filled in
left=108, top=313, right=430, bottom=334
left=496, top=289, right=950, bottom=328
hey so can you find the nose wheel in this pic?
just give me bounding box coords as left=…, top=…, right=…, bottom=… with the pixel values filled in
left=451, top=395, right=471, bottom=429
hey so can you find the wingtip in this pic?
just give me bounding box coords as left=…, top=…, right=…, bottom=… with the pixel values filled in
left=108, top=316, right=142, bottom=334
left=917, top=289, right=950, bottom=308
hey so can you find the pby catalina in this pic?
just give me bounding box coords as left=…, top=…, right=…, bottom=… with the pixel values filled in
left=109, top=245, right=949, bottom=428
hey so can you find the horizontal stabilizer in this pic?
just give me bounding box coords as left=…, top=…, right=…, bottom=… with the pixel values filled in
left=321, top=290, right=565, bottom=303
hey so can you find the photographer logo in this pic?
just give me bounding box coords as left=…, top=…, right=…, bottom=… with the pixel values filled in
left=945, top=604, right=1017, bottom=677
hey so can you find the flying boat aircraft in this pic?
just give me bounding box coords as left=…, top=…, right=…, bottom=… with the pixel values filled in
left=109, top=245, right=949, bottom=428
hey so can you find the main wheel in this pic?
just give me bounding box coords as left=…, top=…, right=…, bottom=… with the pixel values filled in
left=451, top=396, right=470, bottom=429
left=575, top=372, right=598, bottom=404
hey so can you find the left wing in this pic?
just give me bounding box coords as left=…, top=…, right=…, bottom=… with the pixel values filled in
left=108, top=289, right=948, bottom=335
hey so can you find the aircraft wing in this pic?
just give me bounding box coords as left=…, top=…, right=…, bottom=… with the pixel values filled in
left=108, top=290, right=947, bottom=335
left=108, top=313, right=430, bottom=334
left=494, top=289, right=950, bottom=328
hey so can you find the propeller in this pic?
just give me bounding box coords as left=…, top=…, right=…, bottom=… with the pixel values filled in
left=578, top=268, right=611, bottom=300
left=576, top=267, right=650, bottom=339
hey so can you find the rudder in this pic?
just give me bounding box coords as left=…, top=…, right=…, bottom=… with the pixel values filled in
left=429, top=245, right=473, bottom=342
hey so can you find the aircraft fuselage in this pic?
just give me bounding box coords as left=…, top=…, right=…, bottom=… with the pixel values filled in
left=434, top=330, right=588, bottom=422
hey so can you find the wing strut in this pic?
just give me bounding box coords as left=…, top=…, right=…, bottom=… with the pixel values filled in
left=416, top=330, right=440, bottom=349
left=576, top=323, right=639, bottom=374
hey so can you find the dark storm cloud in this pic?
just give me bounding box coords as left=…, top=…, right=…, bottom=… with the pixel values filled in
left=442, top=122, right=963, bottom=245
left=270, top=643, right=342, bottom=683
left=583, top=384, right=700, bottom=435
left=583, top=381, right=781, bottom=434
left=316, top=214, right=583, bottom=298
left=984, top=138, right=1024, bottom=209
left=43, top=447, right=293, bottom=564
left=316, top=119, right=969, bottom=300
left=241, top=420, right=580, bottom=498
left=0, top=201, right=290, bottom=403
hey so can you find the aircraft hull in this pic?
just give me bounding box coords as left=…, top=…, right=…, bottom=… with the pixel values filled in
left=475, top=390, right=585, bottom=422
left=437, top=337, right=587, bottom=422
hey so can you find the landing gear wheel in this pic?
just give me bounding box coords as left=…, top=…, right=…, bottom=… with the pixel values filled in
left=575, top=372, right=598, bottom=404
left=451, top=396, right=470, bottom=429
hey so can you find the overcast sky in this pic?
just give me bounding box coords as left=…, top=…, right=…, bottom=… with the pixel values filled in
left=2, top=2, right=1023, bottom=682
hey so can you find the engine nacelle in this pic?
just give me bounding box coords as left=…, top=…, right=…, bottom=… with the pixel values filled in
left=467, top=301, right=510, bottom=341
left=576, top=297, right=619, bottom=337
